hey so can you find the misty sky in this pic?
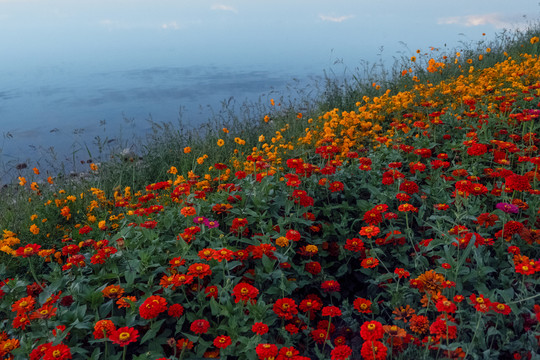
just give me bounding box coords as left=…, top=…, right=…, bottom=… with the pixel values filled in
left=1, top=0, right=538, bottom=73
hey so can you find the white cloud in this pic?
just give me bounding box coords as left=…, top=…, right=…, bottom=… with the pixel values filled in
left=319, top=14, right=354, bottom=23
left=161, top=21, right=180, bottom=30
left=211, top=4, right=238, bottom=13
left=437, top=13, right=527, bottom=29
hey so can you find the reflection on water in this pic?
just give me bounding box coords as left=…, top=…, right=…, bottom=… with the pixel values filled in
left=0, top=63, right=323, bottom=181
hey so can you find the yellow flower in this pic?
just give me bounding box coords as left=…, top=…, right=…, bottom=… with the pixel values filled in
left=410, top=56, right=416, bottom=62
left=530, top=36, right=539, bottom=44
left=197, top=157, right=205, bottom=165
left=264, top=115, right=270, bottom=123
left=270, top=98, right=275, bottom=106
left=258, top=135, right=265, bottom=142
left=30, top=224, right=40, bottom=235
left=217, top=139, right=225, bottom=147
left=168, top=166, right=178, bottom=174
left=30, top=214, right=38, bottom=221
left=184, top=147, right=191, bottom=154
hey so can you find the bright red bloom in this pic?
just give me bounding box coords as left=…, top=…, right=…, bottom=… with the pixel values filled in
left=139, top=295, right=168, bottom=320
left=205, top=285, right=218, bottom=299
left=232, top=282, right=259, bottom=304
left=272, top=298, right=298, bottom=320
left=311, top=328, right=328, bottom=344
left=360, top=320, right=384, bottom=341
left=299, top=298, right=322, bottom=314
left=394, top=268, right=410, bottom=278
left=467, top=143, right=488, bottom=156
left=252, top=322, right=269, bottom=335
left=93, top=319, right=116, bottom=339
left=285, top=229, right=301, bottom=242
left=328, top=181, right=344, bottom=192
left=187, top=263, right=212, bottom=279
left=399, top=180, right=419, bottom=194
left=331, top=345, right=353, bottom=360
left=360, top=340, right=387, bottom=360
left=168, top=303, right=184, bottom=317
left=491, top=302, right=512, bottom=315
left=321, top=306, right=342, bottom=317
left=353, top=297, right=372, bottom=313
left=344, top=238, right=365, bottom=252
left=12, top=313, right=31, bottom=330
left=361, top=257, right=379, bottom=269
left=42, top=343, right=72, bottom=360
left=359, top=225, right=380, bottom=238
left=190, top=319, right=210, bottom=334
left=277, top=346, right=300, bottom=359
left=363, top=210, right=383, bottom=225
left=436, top=299, right=457, bottom=313
left=430, top=316, right=457, bottom=340
left=109, top=326, right=139, bottom=347
left=11, top=296, right=36, bottom=315
left=256, top=344, right=278, bottom=360
left=505, top=174, right=531, bottom=191
left=15, top=244, right=42, bottom=257
left=321, top=280, right=340, bottom=292
left=213, top=335, right=232, bottom=349
left=30, top=342, right=52, bottom=360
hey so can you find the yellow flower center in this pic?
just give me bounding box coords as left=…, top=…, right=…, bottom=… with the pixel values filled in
left=368, top=323, right=376, bottom=330
left=119, top=332, right=130, bottom=341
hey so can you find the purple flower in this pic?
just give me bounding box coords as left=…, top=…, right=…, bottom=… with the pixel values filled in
left=193, top=216, right=208, bottom=225
left=496, top=202, right=519, bottom=214
left=204, top=219, right=219, bottom=229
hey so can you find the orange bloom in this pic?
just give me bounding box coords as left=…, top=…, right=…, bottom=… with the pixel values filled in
left=359, top=225, right=380, bottom=238
left=180, top=206, right=196, bottom=217
left=102, top=285, right=125, bottom=299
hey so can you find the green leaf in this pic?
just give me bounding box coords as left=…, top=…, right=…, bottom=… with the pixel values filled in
left=140, top=318, right=166, bottom=345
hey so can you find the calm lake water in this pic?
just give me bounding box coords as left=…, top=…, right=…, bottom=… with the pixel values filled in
left=1, top=0, right=538, bottom=180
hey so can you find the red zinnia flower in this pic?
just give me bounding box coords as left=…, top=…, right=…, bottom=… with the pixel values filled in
left=321, top=306, right=342, bottom=317
left=285, top=229, right=301, bottom=242
left=272, top=298, right=298, bottom=320
left=255, top=344, right=278, bottom=360
left=93, top=319, right=116, bottom=339
left=168, top=303, right=184, bottom=317
left=251, top=322, right=269, bottom=335
left=361, top=257, right=379, bottom=269
left=11, top=296, right=36, bottom=315
left=109, top=326, right=139, bottom=347
left=359, top=225, right=380, bottom=238
left=360, top=340, right=387, bottom=360
left=344, top=238, right=365, bottom=252
left=139, top=295, right=168, bottom=320
left=15, top=244, right=42, bottom=258
left=491, top=302, right=512, bottom=315
left=213, top=335, right=232, bottom=349
left=331, top=345, right=353, bottom=360
left=353, top=297, right=372, bottom=313
left=43, top=343, right=72, bottom=360
left=328, top=181, right=344, bottom=192
left=190, top=319, right=210, bottom=334
left=311, top=328, right=328, bottom=344
left=278, top=346, right=300, bottom=359
left=321, top=280, right=340, bottom=292
left=187, top=263, right=212, bottom=279
left=360, top=320, right=384, bottom=341
left=232, top=282, right=259, bottom=304
left=363, top=210, right=383, bottom=225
